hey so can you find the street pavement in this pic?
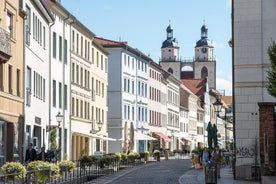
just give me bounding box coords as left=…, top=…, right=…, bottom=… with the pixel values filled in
left=179, top=164, right=259, bottom=184
left=89, top=155, right=260, bottom=184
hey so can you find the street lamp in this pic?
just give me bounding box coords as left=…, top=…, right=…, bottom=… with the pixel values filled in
left=213, top=98, right=223, bottom=119
left=90, top=120, right=103, bottom=134
left=56, top=112, right=63, bottom=160
left=56, top=112, right=63, bottom=127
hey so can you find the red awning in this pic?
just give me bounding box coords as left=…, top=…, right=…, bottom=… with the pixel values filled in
left=153, top=132, right=172, bottom=142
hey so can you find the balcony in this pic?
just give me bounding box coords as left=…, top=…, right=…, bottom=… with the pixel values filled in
left=0, top=27, right=11, bottom=63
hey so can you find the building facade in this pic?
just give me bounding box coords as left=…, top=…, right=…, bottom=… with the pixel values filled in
left=46, top=1, right=73, bottom=160
left=95, top=37, right=152, bottom=153
left=0, top=0, right=25, bottom=164
left=233, top=0, right=276, bottom=180
left=70, top=20, right=109, bottom=160
left=23, top=0, right=54, bottom=157
left=148, top=61, right=170, bottom=152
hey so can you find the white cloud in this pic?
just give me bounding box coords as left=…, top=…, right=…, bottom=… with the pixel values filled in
left=216, top=77, right=232, bottom=96
left=213, top=41, right=226, bottom=49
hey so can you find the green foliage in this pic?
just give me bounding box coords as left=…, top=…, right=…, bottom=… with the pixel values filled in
left=191, top=147, right=203, bottom=155
left=113, top=153, right=122, bottom=162
left=127, top=152, right=140, bottom=163
left=58, top=160, right=75, bottom=174
left=1, top=162, right=27, bottom=181
left=50, top=128, right=58, bottom=151
left=153, top=150, right=160, bottom=157
left=267, top=40, right=276, bottom=98
left=121, top=153, right=127, bottom=162
left=27, top=161, right=60, bottom=183
left=79, top=155, right=93, bottom=167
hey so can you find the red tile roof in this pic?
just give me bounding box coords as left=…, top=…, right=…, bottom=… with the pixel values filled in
left=94, top=37, right=127, bottom=47
left=181, top=78, right=206, bottom=98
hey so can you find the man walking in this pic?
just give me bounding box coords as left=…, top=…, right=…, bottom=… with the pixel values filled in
left=25, top=143, right=37, bottom=163
left=211, top=145, right=222, bottom=178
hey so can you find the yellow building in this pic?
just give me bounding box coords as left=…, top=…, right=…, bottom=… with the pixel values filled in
left=70, top=21, right=109, bottom=160
left=0, top=0, right=25, bottom=164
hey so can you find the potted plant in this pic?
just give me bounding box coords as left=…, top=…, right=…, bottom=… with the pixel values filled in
left=153, top=150, right=160, bottom=162
left=58, top=160, right=75, bottom=174
left=144, top=151, right=150, bottom=163
left=27, top=161, right=60, bottom=183
left=1, top=162, right=27, bottom=182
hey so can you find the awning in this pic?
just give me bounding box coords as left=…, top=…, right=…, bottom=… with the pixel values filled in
left=72, top=132, right=102, bottom=139
left=182, top=137, right=193, bottom=142
left=134, top=132, right=157, bottom=141
left=153, top=132, right=172, bottom=142
left=96, top=135, right=117, bottom=141
left=178, top=138, right=185, bottom=145
left=118, top=132, right=157, bottom=141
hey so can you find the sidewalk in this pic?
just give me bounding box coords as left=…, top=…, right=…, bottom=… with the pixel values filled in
left=179, top=165, right=260, bottom=184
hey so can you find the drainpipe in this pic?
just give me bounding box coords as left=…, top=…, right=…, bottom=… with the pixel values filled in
left=48, top=21, right=54, bottom=151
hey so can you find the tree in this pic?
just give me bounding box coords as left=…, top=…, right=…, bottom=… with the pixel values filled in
left=266, top=41, right=276, bottom=98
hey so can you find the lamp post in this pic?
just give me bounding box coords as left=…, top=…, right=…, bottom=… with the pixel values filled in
left=56, top=112, right=63, bottom=160
left=213, top=98, right=223, bottom=126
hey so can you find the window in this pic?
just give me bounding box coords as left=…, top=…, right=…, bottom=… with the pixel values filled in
left=72, top=97, right=75, bottom=116
left=76, top=65, right=79, bottom=84
left=25, top=5, right=31, bottom=45
left=0, top=64, right=4, bottom=91
left=8, top=65, right=12, bottom=94
left=101, top=55, right=103, bottom=70
left=72, top=63, right=75, bottom=83
left=16, top=69, right=20, bottom=96
left=132, top=80, right=134, bottom=94
left=7, top=12, right=14, bottom=38
left=72, top=30, right=75, bottom=51
left=43, top=78, right=45, bottom=101
left=102, top=83, right=104, bottom=97
left=64, top=84, right=67, bottom=110
left=64, top=39, right=67, bottom=64
left=59, top=82, right=62, bottom=108
left=80, top=67, right=83, bottom=86
left=53, top=80, right=56, bottom=107
left=59, top=36, right=62, bottom=61
left=43, top=26, right=45, bottom=49
left=76, top=33, right=79, bottom=54
left=53, top=32, right=56, bottom=58
left=92, top=48, right=94, bottom=64
left=76, top=99, right=79, bottom=117
left=96, top=52, right=99, bottom=67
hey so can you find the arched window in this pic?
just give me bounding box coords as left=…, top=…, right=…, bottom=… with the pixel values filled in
left=201, top=67, right=208, bottom=78
left=168, top=68, right=173, bottom=74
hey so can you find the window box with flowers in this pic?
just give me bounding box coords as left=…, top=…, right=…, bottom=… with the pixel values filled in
left=58, top=160, right=75, bottom=174
left=27, top=161, right=60, bottom=183
left=1, top=162, right=27, bottom=182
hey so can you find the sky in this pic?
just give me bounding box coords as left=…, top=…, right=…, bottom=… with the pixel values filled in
left=62, top=0, right=232, bottom=96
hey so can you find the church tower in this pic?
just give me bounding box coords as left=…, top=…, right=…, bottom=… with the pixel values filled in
left=194, top=24, right=216, bottom=89
left=159, top=24, right=181, bottom=79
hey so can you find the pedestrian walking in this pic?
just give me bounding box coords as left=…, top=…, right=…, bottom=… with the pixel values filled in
left=37, top=146, right=47, bottom=161
left=25, top=143, right=37, bottom=163
left=200, top=147, right=210, bottom=175
left=211, top=145, right=222, bottom=178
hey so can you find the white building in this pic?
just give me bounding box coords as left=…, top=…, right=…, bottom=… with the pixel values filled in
left=23, top=0, right=54, bottom=152
left=233, top=0, right=276, bottom=180
left=46, top=1, right=73, bottom=160
left=95, top=37, right=152, bottom=153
